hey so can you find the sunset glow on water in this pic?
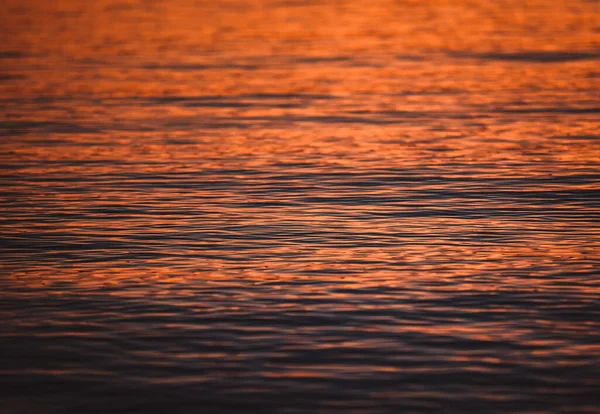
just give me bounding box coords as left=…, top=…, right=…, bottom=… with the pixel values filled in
left=1, top=0, right=599, bottom=413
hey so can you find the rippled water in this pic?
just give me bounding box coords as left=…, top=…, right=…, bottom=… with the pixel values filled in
left=1, top=0, right=599, bottom=413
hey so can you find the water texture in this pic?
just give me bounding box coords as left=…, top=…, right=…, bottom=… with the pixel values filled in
left=1, top=0, right=599, bottom=413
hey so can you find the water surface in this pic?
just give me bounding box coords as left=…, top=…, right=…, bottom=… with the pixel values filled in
left=1, top=0, right=599, bottom=413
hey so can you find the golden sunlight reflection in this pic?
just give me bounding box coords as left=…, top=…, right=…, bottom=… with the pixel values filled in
left=1, top=0, right=599, bottom=412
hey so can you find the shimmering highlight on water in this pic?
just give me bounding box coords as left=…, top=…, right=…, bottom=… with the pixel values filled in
left=1, top=0, right=599, bottom=413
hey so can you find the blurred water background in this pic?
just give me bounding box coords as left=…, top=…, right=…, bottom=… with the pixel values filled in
left=1, top=0, right=599, bottom=412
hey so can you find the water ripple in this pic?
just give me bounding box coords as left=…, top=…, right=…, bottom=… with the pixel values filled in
left=1, top=0, right=599, bottom=413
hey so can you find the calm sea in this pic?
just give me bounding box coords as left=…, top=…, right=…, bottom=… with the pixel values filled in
left=1, top=0, right=599, bottom=412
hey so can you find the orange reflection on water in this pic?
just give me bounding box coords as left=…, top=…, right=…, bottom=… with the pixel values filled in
left=0, top=1, right=599, bottom=410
